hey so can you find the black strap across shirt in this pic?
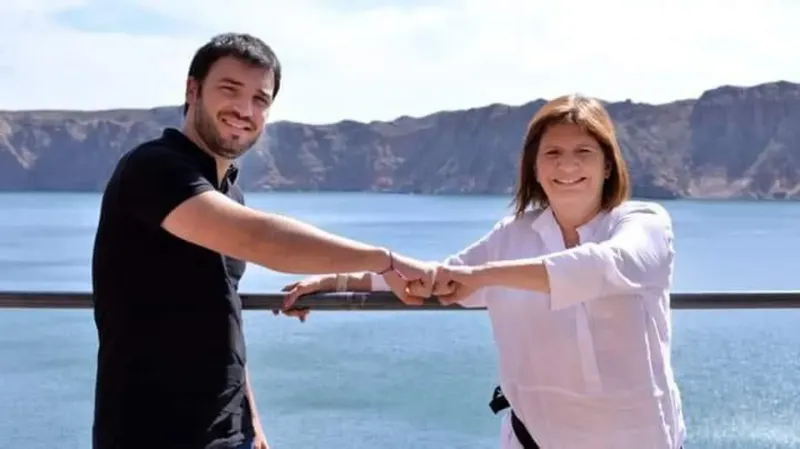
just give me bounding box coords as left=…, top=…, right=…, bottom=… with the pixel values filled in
left=91, top=128, right=254, bottom=449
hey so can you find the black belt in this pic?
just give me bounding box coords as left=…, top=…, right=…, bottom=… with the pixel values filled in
left=489, top=386, right=540, bottom=449
left=490, top=386, right=684, bottom=449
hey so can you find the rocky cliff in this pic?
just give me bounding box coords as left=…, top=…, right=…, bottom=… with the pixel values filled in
left=1, top=80, right=799, bottom=199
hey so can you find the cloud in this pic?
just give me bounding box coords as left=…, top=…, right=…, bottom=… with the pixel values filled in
left=51, top=2, right=198, bottom=35
left=1, top=0, right=798, bottom=124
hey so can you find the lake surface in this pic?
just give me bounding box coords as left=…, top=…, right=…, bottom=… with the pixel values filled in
left=1, top=192, right=800, bottom=449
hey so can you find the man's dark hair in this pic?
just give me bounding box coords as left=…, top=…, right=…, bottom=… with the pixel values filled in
left=182, top=32, right=282, bottom=116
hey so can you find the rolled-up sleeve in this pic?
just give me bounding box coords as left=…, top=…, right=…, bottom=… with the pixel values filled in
left=543, top=203, right=674, bottom=311
left=369, top=218, right=509, bottom=308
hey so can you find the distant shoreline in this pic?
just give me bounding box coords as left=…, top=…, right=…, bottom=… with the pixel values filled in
left=0, top=189, right=796, bottom=203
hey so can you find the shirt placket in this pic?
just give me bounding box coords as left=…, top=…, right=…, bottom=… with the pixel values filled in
left=575, top=305, right=603, bottom=395
left=575, top=226, right=603, bottom=395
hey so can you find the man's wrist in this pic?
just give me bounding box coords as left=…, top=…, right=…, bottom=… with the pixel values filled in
left=367, top=247, right=392, bottom=274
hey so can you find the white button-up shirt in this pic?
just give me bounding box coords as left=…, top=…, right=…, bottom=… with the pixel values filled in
left=371, top=200, right=685, bottom=449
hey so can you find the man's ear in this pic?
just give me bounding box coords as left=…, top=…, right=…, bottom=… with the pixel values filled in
left=185, top=78, right=199, bottom=105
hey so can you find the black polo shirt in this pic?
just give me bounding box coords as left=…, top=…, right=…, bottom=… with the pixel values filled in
left=91, top=128, right=254, bottom=449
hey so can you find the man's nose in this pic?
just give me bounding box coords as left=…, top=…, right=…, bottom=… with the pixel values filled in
left=230, top=98, right=254, bottom=118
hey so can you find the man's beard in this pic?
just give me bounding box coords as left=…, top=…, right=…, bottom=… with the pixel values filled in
left=193, top=101, right=261, bottom=160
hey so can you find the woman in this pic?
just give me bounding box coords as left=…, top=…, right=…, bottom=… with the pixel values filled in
left=282, top=94, right=686, bottom=449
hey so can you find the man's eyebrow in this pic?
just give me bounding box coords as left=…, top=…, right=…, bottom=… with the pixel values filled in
left=217, top=77, right=273, bottom=101
left=258, top=89, right=273, bottom=101
left=218, top=77, right=244, bottom=86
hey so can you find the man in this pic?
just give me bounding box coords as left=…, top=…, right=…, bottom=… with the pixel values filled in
left=91, top=32, right=432, bottom=449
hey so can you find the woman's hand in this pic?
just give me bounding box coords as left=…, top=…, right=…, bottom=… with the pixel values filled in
left=432, top=264, right=487, bottom=305
left=405, top=264, right=488, bottom=305
left=278, top=275, right=334, bottom=321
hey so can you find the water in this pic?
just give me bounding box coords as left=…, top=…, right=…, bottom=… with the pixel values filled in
left=1, top=192, right=800, bottom=449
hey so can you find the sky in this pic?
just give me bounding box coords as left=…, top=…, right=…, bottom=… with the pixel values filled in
left=0, top=0, right=797, bottom=124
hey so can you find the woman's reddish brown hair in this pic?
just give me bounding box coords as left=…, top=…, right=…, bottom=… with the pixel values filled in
left=511, top=94, right=631, bottom=218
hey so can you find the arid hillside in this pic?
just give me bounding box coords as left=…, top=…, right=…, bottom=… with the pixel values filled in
left=1, top=81, right=799, bottom=199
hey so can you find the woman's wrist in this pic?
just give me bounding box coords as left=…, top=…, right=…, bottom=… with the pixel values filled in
left=334, top=273, right=349, bottom=292
left=317, top=274, right=338, bottom=291
left=473, top=263, right=494, bottom=287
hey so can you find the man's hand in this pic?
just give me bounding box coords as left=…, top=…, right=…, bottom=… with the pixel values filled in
left=252, top=427, right=269, bottom=449
left=380, top=252, right=437, bottom=305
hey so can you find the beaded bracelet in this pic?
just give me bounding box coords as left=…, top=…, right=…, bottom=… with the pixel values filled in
left=335, top=273, right=347, bottom=292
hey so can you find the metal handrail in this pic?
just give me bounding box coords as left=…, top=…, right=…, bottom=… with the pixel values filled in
left=2, top=291, right=800, bottom=310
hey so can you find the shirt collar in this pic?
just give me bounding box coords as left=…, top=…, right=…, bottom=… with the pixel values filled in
left=162, top=128, right=239, bottom=188
left=531, top=206, right=607, bottom=252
